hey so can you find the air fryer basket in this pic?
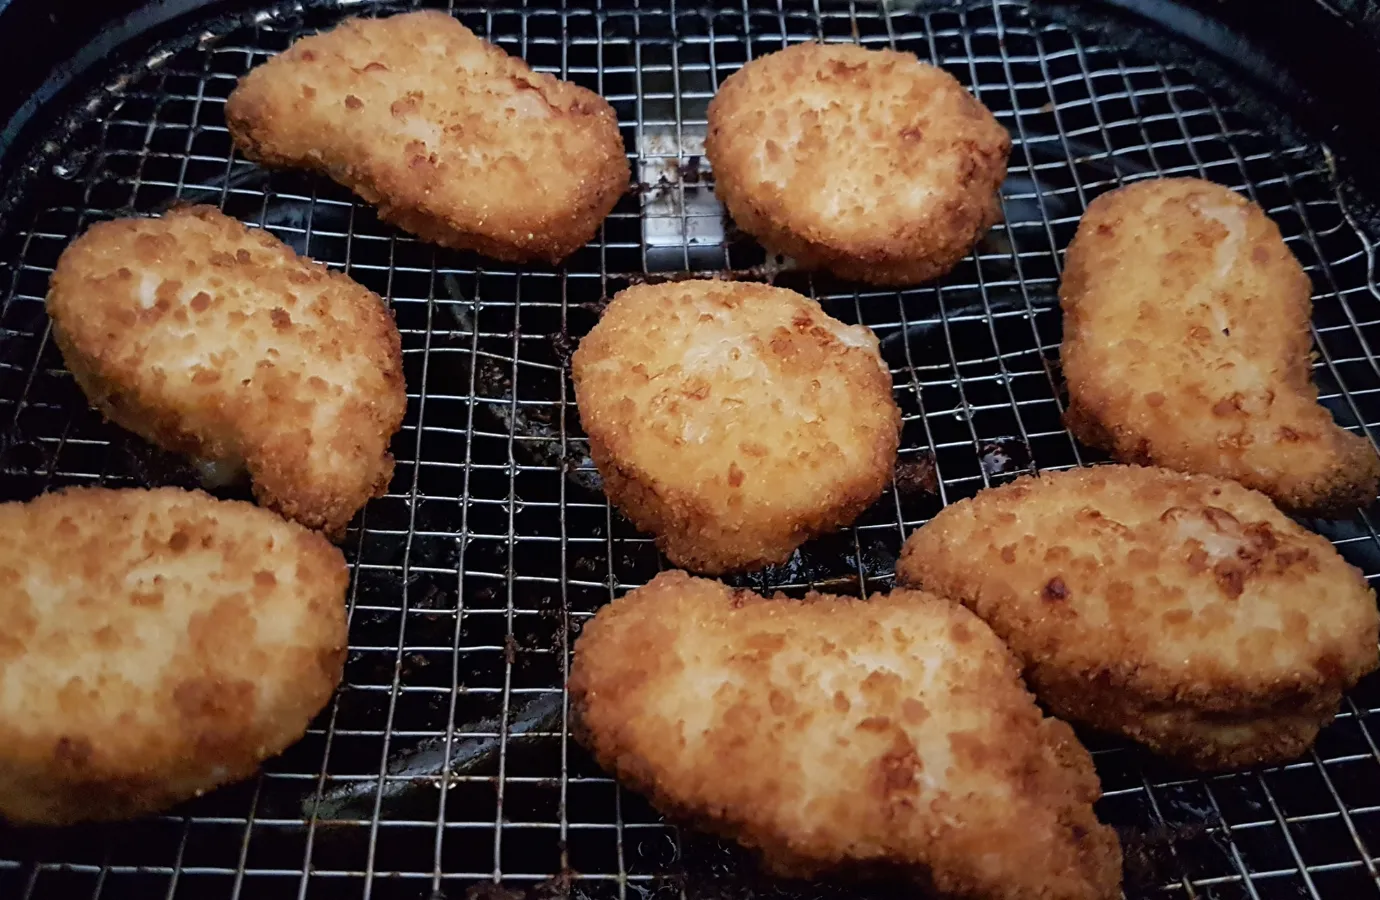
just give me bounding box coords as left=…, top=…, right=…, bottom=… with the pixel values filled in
left=3, top=1, right=1380, bottom=898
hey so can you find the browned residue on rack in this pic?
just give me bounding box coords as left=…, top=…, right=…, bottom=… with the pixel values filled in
left=893, top=453, right=939, bottom=495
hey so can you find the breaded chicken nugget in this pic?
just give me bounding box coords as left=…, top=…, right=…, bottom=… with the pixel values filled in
left=571, top=281, right=900, bottom=574
left=569, top=571, right=1122, bottom=900
left=0, top=487, right=347, bottom=825
left=1061, top=177, right=1380, bottom=518
left=47, top=206, right=406, bottom=537
left=225, top=10, right=628, bottom=264
left=897, top=465, right=1380, bottom=770
left=705, top=42, right=1010, bottom=286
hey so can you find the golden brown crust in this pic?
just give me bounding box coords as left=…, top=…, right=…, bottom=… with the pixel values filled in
left=706, top=42, right=1010, bottom=286
left=1059, top=177, right=1380, bottom=518
left=225, top=10, right=629, bottom=264
left=46, top=205, right=406, bottom=537
left=0, top=487, right=347, bottom=825
left=571, top=280, right=901, bottom=574
left=897, top=464, right=1380, bottom=770
left=569, top=571, right=1121, bottom=900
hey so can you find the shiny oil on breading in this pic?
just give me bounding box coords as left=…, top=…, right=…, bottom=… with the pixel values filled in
left=571, top=280, right=901, bottom=574
left=1060, top=177, right=1380, bottom=518
left=706, top=42, right=1010, bottom=286
left=46, top=206, right=406, bottom=537
left=898, top=465, right=1379, bottom=770
left=225, top=10, right=628, bottom=263
left=0, top=487, right=347, bottom=825
left=569, top=571, right=1122, bottom=900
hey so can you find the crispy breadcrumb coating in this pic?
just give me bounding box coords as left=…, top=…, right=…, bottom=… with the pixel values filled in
left=898, top=465, right=1380, bottom=770
left=569, top=571, right=1122, bottom=900
left=1060, top=177, right=1380, bottom=518
left=706, top=42, right=1010, bottom=286
left=225, top=10, right=629, bottom=264
left=0, top=487, right=347, bottom=825
left=46, top=205, right=406, bottom=537
left=571, top=280, right=900, bottom=574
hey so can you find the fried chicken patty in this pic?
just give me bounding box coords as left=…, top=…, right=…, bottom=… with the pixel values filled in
left=705, top=42, right=1010, bottom=286
left=1061, top=177, right=1380, bottom=518
left=897, top=465, right=1380, bottom=770
left=569, top=571, right=1121, bottom=900
left=225, top=10, right=628, bottom=264
left=47, top=206, right=406, bottom=537
left=0, top=487, right=347, bottom=825
left=571, top=281, right=900, bottom=574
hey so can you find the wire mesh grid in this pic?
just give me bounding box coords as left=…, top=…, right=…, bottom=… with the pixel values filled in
left=2, top=0, right=1380, bottom=898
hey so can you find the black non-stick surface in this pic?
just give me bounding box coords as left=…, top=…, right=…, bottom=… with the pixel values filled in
left=3, top=1, right=1380, bottom=898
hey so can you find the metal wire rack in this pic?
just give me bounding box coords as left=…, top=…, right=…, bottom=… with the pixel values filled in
left=2, top=1, right=1380, bottom=898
